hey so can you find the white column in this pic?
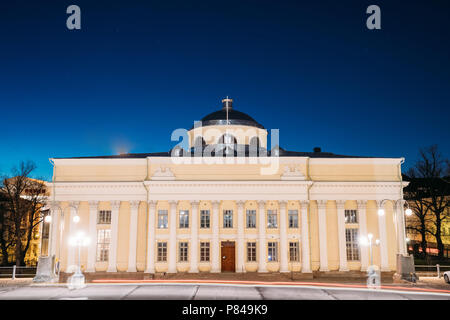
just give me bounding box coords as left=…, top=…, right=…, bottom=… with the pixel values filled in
left=357, top=200, right=369, bottom=271
left=317, top=200, right=329, bottom=271
left=67, top=201, right=79, bottom=269
left=300, top=201, right=311, bottom=273
left=236, top=200, right=245, bottom=273
left=279, top=200, right=288, bottom=273
left=145, top=200, right=156, bottom=274
left=189, top=200, right=199, bottom=273
left=49, top=204, right=59, bottom=258
left=336, top=200, right=348, bottom=271
left=86, top=201, right=98, bottom=272
left=168, top=200, right=177, bottom=273
left=107, top=200, right=120, bottom=272
left=258, top=200, right=267, bottom=272
left=211, top=200, right=220, bottom=273
left=396, top=200, right=407, bottom=255
left=127, top=201, right=140, bottom=272
left=377, top=200, right=390, bottom=271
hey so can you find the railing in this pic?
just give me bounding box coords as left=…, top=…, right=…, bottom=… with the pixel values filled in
left=415, top=264, right=450, bottom=278
left=0, top=266, right=37, bottom=279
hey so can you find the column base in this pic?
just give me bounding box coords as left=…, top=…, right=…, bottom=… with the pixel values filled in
left=86, top=268, right=95, bottom=273
left=338, top=267, right=349, bottom=272
left=188, top=269, right=199, bottom=273
left=319, top=267, right=329, bottom=272
left=127, top=267, right=137, bottom=273
left=301, top=269, right=312, bottom=273
left=144, top=268, right=155, bottom=274
left=107, top=268, right=117, bottom=273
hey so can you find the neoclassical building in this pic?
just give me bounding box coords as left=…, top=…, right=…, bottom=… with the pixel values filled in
left=46, top=98, right=409, bottom=278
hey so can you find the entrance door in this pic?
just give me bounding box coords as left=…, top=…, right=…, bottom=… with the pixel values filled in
left=221, top=241, right=236, bottom=272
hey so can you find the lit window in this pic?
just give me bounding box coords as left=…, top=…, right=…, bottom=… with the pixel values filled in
left=157, top=242, right=167, bottom=262
left=345, top=229, right=360, bottom=261
left=247, top=242, right=256, bottom=262
left=246, top=210, right=256, bottom=228
left=158, top=210, right=168, bottom=229
left=289, top=242, right=299, bottom=262
left=179, top=242, right=188, bottom=262
left=179, top=210, right=189, bottom=228
left=223, top=210, right=233, bottom=228
left=267, top=210, right=277, bottom=228
left=345, top=210, right=358, bottom=224
left=200, top=242, right=210, bottom=262
left=288, top=210, right=298, bottom=228
left=97, top=210, right=111, bottom=224
left=268, top=242, right=278, bottom=262
left=200, top=210, right=210, bottom=228
left=96, top=229, right=111, bottom=262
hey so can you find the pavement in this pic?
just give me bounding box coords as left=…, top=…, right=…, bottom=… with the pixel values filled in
left=0, top=277, right=449, bottom=300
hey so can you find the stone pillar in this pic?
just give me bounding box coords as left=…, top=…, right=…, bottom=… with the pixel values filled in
left=279, top=200, right=288, bottom=273
left=86, top=201, right=98, bottom=272
left=357, top=200, right=369, bottom=271
left=236, top=200, right=245, bottom=273
left=145, top=200, right=156, bottom=274
left=317, top=200, right=329, bottom=271
left=396, top=200, right=407, bottom=255
left=107, top=201, right=120, bottom=272
left=376, top=200, right=390, bottom=271
left=49, top=204, right=59, bottom=258
left=211, top=200, right=220, bottom=273
left=300, top=201, right=311, bottom=273
left=258, top=200, right=267, bottom=272
left=127, top=201, right=140, bottom=272
left=189, top=200, right=199, bottom=273
left=168, top=200, right=178, bottom=273
left=336, top=200, right=348, bottom=271
left=67, top=201, right=79, bottom=269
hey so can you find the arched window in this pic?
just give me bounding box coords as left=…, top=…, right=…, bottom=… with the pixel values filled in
left=249, top=137, right=260, bottom=156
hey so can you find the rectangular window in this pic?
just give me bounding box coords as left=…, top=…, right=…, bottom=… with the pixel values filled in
left=345, top=229, right=360, bottom=261
left=157, top=242, right=167, bottom=262
left=200, top=210, right=210, bottom=229
left=247, top=242, right=256, bottom=262
left=345, top=210, right=358, bottom=224
left=268, top=242, right=278, bottom=262
left=223, top=210, right=233, bottom=228
left=267, top=210, right=277, bottom=228
left=97, top=210, right=111, bottom=224
left=179, top=210, right=189, bottom=228
left=179, top=242, right=188, bottom=262
left=158, top=210, right=168, bottom=229
left=289, top=242, right=299, bottom=262
left=246, top=210, right=256, bottom=228
left=96, top=229, right=111, bottom=262
left=200, top=242, right=210, bottom=262
left=288, top=210, right=298, bottom=228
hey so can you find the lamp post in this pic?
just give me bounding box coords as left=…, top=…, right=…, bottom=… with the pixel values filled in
left=360, top=233, right=381, bottom=289
left=67, top=231, right=90, bottom=289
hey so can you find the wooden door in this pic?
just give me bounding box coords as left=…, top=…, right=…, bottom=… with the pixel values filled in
left=221, top=241, right=236, bottom=272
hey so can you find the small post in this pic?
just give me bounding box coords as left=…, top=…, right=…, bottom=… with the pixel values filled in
left=436, top=264, right=440, bottom=278
left=12, top=265, right=16, bottom=280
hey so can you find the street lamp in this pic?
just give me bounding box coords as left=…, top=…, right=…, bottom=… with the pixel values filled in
left=67, top=231, right=90, bottom=289
left=360, top=233, right=381, bottom=289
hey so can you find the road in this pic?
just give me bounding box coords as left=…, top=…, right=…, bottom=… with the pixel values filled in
left=0, top=282, right=449, bottom=300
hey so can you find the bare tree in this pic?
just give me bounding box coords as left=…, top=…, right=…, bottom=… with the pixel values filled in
left=407, top=145, right=450, bottom=259
left=1, top=161, right=47, bottom=266
left=0, top=192, right=14, bottom=265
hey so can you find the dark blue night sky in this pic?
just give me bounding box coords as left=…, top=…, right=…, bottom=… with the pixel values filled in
left=1, top=0, right=449, bottom=179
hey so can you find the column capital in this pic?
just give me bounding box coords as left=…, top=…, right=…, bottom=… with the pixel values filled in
left=236, top=200, right=245, bottom=209
left=168, top=200, right=178, bottom=206
left=336, top=200, right=346, bottom=209
left=88, top=200, right=99, bottom=210
left=279, top=200, right=287, bottom=209
left=300, top=200, right=309, bottom=207
left=211, top=200, right=220, bottom=209
left=317, top=200, right=327, bottom=209
left=148, top=200, right=157, bottom=208
left=69, top=201, right=80, bottom=209
left=356, top=200, right=367, bottom=209
left=130, top=200, right=140, bottom=210
left=110, top=200, right=121, bottom=210
left=257, top=200, right=265, bottom=207
left=190, top=200, right=200, bottom=208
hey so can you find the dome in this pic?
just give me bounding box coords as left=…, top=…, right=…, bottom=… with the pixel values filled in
left=192, top=98, right=265, bottom=129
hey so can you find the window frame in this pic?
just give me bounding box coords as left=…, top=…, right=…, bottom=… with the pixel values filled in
left=157, top=210, right=168, bottom=229
left=246, top=209, right=256, bottom=228
left=200, top=210, right=210, bottom=229
left=157, top=242, right=168, bottom=262
left=96, top=229, right=111, bottom=262
left=179, top=210, right=190, bottom=229
left=268, top=242, right=278, bottom=262
left=247, top=242, right=257, bottom=262
left=267, top=210, right=278, bottom=229
left=288, top=210, right=298, bottom=228
left=179, top=242, right=189, bottom=262
left=200, top=242, right=210, bottom=262
left=223, top=210, right=233, bottom=228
